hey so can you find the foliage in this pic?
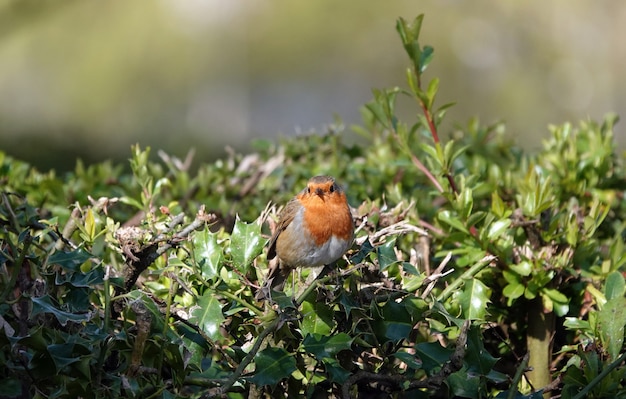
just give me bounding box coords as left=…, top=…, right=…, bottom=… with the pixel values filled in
left=2, top=14, right=626, bottom=399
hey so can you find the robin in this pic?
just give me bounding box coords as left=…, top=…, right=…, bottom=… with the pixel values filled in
left=257, top=175, right=354, bottom=300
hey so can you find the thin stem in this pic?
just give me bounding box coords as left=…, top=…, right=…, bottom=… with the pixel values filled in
left=507, top=353, right=529, bottom=399
left=436, top=255, right=496, bottom=302
left=219, top=289, right=263, bottom=316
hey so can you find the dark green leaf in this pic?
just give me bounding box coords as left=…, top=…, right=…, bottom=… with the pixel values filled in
left=31, top=296, right=91, bottom=326
left=47, top=343, right=83, bottom=373
left=377, top=238, right=398, bottom=271
left=465, top=325, right=499, bottom=375
left=415, top=341, right=453, bottom=374
left=249, top=347, right=296, bottom=386
left=448, top=369, right=479, bottom=398
left=350, top=238, right=374, bottom=264
left=302, top=333, right=353, bottom=360
left=49, top=249, right=92, bottom=271
left=323, top=358, right=351, bottom=383
left=419, top=45, right=434, bottom=73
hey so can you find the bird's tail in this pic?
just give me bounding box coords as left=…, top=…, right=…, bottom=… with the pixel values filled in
left=255, top=262, right=289, bottom=301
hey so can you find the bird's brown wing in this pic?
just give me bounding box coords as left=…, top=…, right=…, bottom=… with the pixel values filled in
left=257, top=198, right=301, bottom=301
left=266, top=197, right=300, bottom=260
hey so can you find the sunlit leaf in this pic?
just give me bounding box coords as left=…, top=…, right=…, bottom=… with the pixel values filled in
left=438, top=210, right=469, bottom=234
left=598, top=296, right=626, bottom=360
left=301, top=300, right=335, bottom=336
left=193, top=229, right=223, bottom=279
left=190, top=291, right=225, bottom=342
left=231, top=216, right=265, bottom=273
left=458, top=279, right=491, bottom=320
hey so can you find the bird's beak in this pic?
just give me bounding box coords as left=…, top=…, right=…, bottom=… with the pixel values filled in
left=315, top=188, right=325, bottom=197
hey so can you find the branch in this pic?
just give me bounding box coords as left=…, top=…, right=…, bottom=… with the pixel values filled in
left=118, top=209, right=214, bottom=294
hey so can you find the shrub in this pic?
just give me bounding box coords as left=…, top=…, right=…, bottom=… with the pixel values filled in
left=1, top=14, right=625, bottom=399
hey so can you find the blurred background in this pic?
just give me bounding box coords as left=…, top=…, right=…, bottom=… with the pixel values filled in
left=1, top=0, right=624, bottom=172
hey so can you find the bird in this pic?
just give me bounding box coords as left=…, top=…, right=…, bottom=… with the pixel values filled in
left=256, top=175, right=354, bottom=301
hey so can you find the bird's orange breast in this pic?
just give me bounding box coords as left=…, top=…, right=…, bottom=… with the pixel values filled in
left=300, top=192, right=353, bottom=246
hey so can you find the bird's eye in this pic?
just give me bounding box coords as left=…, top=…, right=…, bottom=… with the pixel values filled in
left=329, top=184, right=335, bottom=193
left=307, top=187, right=311, bottom=194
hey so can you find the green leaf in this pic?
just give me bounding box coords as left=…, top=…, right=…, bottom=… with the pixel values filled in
left=503, top=282, right=525, bottom=304
left=190, top=291, right=225, bottom=342
left=365, top=101, right=389, bottom=129
left=49, top=249, right=92, bottom=271
left=54, top=264, right=104, bottom=290
left=438, top=210, right=469, bottom=234
left=605, top=271, right=625, bottom=301
left=421, top=143, right=444, bottom=169
left=230, top=215, right=265, bottom=273
left=383, top=321, right=413, bottom=341
left=465, top=325, right=499, bottom=375
left=563, top=317, right=591, bottom=331
left=598, top=296, right=626, bottom=360
left=377, top=238, right=398, bottom=271
left=415, top=341, right=453, bottom=374
left=491, top=192, right=506, bottom=217
left=47, top=343, right=83, bottom=374
left=509, top=261, right=532, bottom=277
left=302, top=333, right=353, bottom=361
left=395, top=15, right=424, bottom=68
left=405, top=67, right=418, bottom=94
left=543, top=288, right=570, bottom=317
left=448, top=369, right=479, bottom=398
left=487, top=219, right=511, bottom=241
left=84, top=208, right=96, bottom=241
left=425, top=77, right=439, bottom=109
left=419, top=45, right=434, bottom=74
left=458, top=278, right=491, bottom=320
left=350, top=238, right=374, bottom=264
left=193, top=229, right=223, bottom=279
left=323, top=358, right=351, bottom=384
left=250, top=347, right=297, bottom=386
left=301, top=300, right=335, bottom=336
left=31, top=296, right=91, bottom=326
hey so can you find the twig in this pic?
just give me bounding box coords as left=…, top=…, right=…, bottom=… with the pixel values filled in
left=421, top=252, right=453, bottom=299
left=507, top=353, right=529, bottom=399
left=437, top=255, right=496, bottom=302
